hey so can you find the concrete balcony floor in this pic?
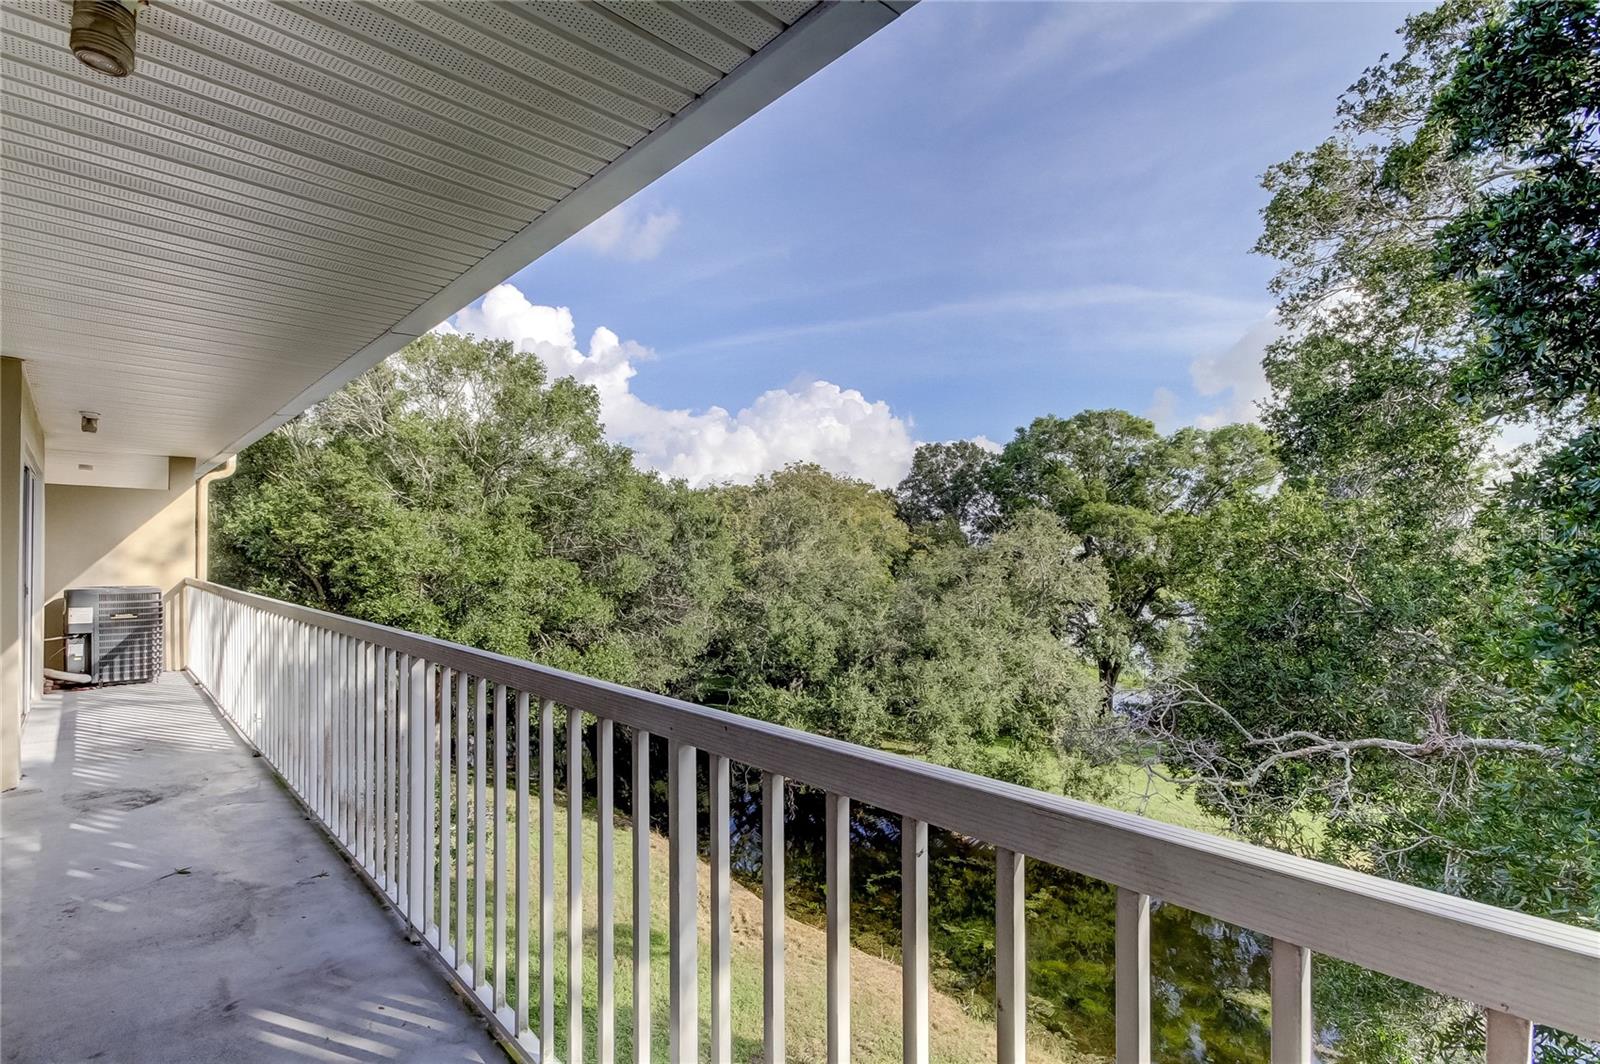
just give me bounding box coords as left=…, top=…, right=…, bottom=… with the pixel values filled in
left=1, top=673, right=503, bottom=1064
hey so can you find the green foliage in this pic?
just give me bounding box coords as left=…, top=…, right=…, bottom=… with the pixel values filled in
left=217, top=340, right=1113, bottom=789
left=893, top=438, right=1000, bottom=541
left=1434, top=0, right=1600, bottom=718
left=1180, top=2, right=1600, bottom=1057
left=213, top=332, right=733, bottom=690
left=897, top=410, right=1277, bottom=709
left=696, top=464, right=907, bottom=744
left=1436, top=0, right=1600, bottom=411
left=887, top=510, right=1106, bottom=787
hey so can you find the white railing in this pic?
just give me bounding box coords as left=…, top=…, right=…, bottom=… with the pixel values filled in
left=184, top=579, right=1599, bottom=1064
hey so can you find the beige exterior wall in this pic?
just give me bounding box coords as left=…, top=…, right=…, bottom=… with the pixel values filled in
left=2, top=354, right=204, bottom=791
left=43, top=457, right=198, bottom=677
left=2, top=356, right=46, bottom=790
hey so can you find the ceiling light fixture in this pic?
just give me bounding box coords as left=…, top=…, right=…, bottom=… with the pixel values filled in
left=70, top=0, right=146, bottom=78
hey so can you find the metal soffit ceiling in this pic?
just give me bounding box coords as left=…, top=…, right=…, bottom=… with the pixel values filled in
left=1, top=0, right=907, bottom=469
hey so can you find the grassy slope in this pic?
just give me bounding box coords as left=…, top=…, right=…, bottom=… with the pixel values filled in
left=446, top=746, right=1316, bottom=1063
left=1097, top=763, right=1222, bottom=832
left=452, top=799, right=1095, bottom=1064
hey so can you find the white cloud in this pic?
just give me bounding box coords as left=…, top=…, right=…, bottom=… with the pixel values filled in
left=1147, top=317, right=1280, bottom=430
left=1015, top=3, right=1230, bottom=85
left=571, top=201, right=681, bottom=261
left=676, top=284, right=1269, bottom=357
left=1145, top=386, right=1182, bottom=432
left=1188, top=317, right=1281, bottom=428
left=452, top=284, right=917, bottom=488
left=969, top=434, right=1003, bottom=455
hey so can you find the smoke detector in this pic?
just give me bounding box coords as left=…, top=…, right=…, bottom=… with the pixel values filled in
left=70, top=0, right=147, bottom=78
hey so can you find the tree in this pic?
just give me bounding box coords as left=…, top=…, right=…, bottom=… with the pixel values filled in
left=887, top=509, right=1108, bottom=788
left=1149, top=3, right=1600, bottom=1057
left=893, top=439, right=1000, bottom=541
left=988, top=411, right=1277, bottom=710
left=694, top=464, right=909, bottom=745
left=1436, top=0, right=1600, bottom=415
left=1434, top=0, right=1600, bottom=692
left=213, top=332, right=733, bottom=691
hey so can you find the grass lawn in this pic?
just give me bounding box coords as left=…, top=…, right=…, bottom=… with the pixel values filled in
left=442, top=794, right=1097, bottom=1064
left=1098, top=762, right=1225, bottom=832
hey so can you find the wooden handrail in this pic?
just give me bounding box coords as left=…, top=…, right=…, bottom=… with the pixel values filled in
left=184, top=578, right=1600, bottom=1041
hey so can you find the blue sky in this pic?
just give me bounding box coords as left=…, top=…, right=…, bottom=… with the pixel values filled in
left=451, top=1, right=1421, bottom=486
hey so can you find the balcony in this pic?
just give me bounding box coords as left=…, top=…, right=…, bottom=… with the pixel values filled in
left=11, top=579, right=1590, bottom=1063
left=0, top=671, right=501, bottom=1062
left=1, top=4, right=1597, bottom=1062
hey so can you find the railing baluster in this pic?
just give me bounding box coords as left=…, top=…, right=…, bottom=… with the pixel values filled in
left=399, top=652, right=409, bottom=903
left=439, top=667, right=453, bottom=959
left=244, top=605, right=252, bottom=743
left=309, top=627, right=319, bottom=815
left=668, top=739, right=698, bottom=1063
left=249, top=608, right=257, bottom=740
left=351, top=639, right=361, bottom=863
left=377, top=647, right=388, bottom=891
left=306, top=623, right=315, bottom=807
left=329, top=630, right=338, bottom=826
left=258, top=610, right=266, bottom=745
left=344, top=636, right=352, bottom=843
left=540, top=697, right=556, bottom=1054
left=765, top=773, right=788, bottom=1064
left=997, top=848, right=1026, bottom=1064
left=711, top=753, right=732, bottom=1064
left=473, top=678, right=487, bottom=991
left=1115, top=888, right=1151, bottom=1064
left=1485, top=1010, right=1532, bottom=1064
left=567, top=707, right=584, bottom=1063
left=408, top=655, right=427, bottom=931
left=385, top=647, right=398, bottom=898
left=286, top=619, right=295, bottom=796
left=901, top=815, right=927, bottom=1064
left=301, top=623, right=311, bottom=809
left=327, top=631, right=336, bottom=831
left=283, top=616, right=291, bottom=777
left=337, top=632, right=345, bottom=831
left=361, top=640, right=371, bottom=880
left=322, top=628, right=332, bottom=822
left=327, top=630, right=337, bottom=825
left=516, top=691, right=531, bottom=1040
left=632, top=727, right=651, bottom=1064
left=259, top=610, right=267, bottom=749
left=257, top=607, right=267, bottom=763
left=309, top=626, right=321, bottom=813
left=315, top=627, right=324, bottom=816
left=826, top=791, right=850, bottom=1064
left=352, top=639, right=361, bottom=848
left=1270, top=939, right=1312, bottom=1064
left=424, top=663, right=438, bottom=944
left=455, top=671, right=469, bottom=974
left=345, top=635, right=355, bottom=846
left=495, top=684, right=509, bottom=1014
left=598, top=717, right=616, bottom=1064
left=363, top=641, right=374, bottom=874
left=330, top=631, right=339, bottom=832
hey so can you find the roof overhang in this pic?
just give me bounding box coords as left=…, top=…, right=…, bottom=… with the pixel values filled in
left=1, top=0, right=910, bottom=476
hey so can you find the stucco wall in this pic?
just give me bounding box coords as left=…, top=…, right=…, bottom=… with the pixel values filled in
left=43, top=457, right=197, bottom=675
left=2, top=356, right=46, bottom=790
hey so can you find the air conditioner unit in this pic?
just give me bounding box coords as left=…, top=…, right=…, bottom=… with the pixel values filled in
left=63, top=586, right=163, bottom=685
